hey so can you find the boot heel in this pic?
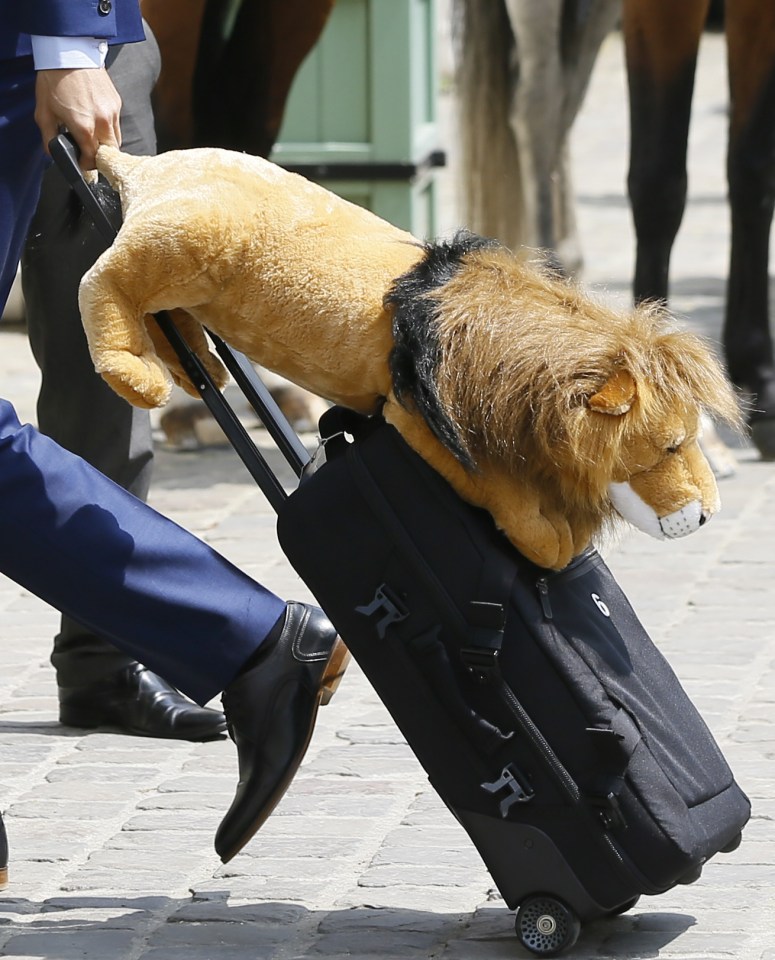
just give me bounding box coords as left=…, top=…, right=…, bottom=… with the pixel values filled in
left=57, top=696, right=105, bottom=729
left=2, top=808, right=9, bottom=890
left=320, top=639, right=350, bottom=706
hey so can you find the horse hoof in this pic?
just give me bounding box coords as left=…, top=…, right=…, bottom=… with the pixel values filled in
left=750, top=418, right=775, bottom=460
left=699, top=414, right=736, bottom=479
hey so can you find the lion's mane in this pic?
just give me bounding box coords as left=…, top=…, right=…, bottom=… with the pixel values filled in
left=387, top=231, right=742, bottom=534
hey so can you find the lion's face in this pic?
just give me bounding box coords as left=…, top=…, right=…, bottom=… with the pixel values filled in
left=607, top=409, right=720, bottom=540
left=586, top=373, right=721, bottom=541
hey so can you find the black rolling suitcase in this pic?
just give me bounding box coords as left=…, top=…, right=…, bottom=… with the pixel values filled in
left=277, top=410, right=750, bottom=955
left=54, top=137, right=750, bottom=958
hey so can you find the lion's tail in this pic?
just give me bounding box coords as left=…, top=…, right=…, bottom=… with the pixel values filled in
left=95, top=145, right=147, bottom=194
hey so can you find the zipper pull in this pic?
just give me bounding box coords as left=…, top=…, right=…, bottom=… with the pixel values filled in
left=536, top=578, right=553, bottom=619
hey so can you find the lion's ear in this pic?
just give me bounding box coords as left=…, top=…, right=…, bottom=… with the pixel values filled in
left=588, top=368, right=637, bottom=416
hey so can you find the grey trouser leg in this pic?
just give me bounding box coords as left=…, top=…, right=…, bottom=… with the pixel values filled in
left=22, top=27, right=163, bottom=685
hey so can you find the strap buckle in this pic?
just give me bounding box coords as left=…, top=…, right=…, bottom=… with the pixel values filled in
left=355, top=583, right=409, bottom=640
left=460, top=646, right=501, bottom=683
left=588, top=789, right=627, bottom=831
left=481, top=762, right=535, bottom=817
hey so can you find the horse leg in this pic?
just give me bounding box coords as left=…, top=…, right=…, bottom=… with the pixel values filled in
left=452, top=0, right=526, bottom=250
left=724, top=0, right=775, bottom=454
left=502, top=0, right=565, bottom=257
left=503, top=0, right=616, bottom=272
left=623, top=0, right=710, bottom=303
left=554, top=0, right=621, bottom=274
left=194, top=0, right=334, bottom=156
left=556, top=0, right=621, bottom=132
left=141, top=0, right=207, bottom=150
left=555, top=143, right=582, bottom=274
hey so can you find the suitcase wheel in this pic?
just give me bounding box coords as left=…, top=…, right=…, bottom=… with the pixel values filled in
left=514, top=895, right=581, bottom=957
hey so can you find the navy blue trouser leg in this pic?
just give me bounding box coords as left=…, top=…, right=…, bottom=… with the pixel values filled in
left=0, top=399, right=285, bottom=704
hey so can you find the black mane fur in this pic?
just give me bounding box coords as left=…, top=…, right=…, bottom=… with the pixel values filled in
left=386, top=229, right=500, bottom=469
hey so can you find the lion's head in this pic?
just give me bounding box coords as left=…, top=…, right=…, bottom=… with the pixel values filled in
left=387, top=235, right=742, bottom=567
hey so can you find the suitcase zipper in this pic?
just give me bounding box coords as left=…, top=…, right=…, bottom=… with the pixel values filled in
left=536, top=578, right=552, bottom=619
left=532, top=560, right=669, bottom=893
left=536, top=551, right=600, bottom=621
left=495, top=675, right=581, bottom=804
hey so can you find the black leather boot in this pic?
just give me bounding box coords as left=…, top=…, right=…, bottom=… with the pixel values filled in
left=215, top=602, right=349, bottom=863
left=58, top=663, right=227, bottom=741
left=1, top=809, right=8, bottom=890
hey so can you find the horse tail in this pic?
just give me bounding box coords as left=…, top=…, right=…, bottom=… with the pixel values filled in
left=452, top=0, right=525, bottom=249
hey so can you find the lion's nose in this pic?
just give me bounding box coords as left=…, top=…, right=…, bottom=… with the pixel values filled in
left=658, top=500, right=704, bottom=539
left=699, top=511, right=709, bottom=527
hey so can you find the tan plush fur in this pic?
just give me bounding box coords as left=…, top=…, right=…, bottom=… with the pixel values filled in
left=79, top=147, right=422, bottom=412
left=79, top=146, right=742, bottom=570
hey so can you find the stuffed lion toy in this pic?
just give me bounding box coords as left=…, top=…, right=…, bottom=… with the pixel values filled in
left=78, top=146, right=742, bottom=570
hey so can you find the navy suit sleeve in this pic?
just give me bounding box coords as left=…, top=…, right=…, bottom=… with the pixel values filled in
left=19, top=0, right=143, bottom=43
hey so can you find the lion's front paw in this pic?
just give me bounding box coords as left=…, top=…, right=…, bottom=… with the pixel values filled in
left=506, top=511, right=577, bottom=571
left=95, top=351, right=173, bottom=409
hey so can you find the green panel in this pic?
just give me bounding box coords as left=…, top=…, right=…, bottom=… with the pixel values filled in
left=276, top=55, right=319, bottom=144
left=273, top=0, right=441, bottom=235
left=275, top=0, right=439, bottom=164
left=371, top=175, right=438, bottom=238
left=368, top=0, right=436, bottom=161
left=320, top=0, right=369, bottom=143
left=370, top=0, right=412, bottom=161
left=274, top=0, right=371, bottom=159
left=409, top=0, right=437, bottom=157
left=320, top=180, right=373, bottom=211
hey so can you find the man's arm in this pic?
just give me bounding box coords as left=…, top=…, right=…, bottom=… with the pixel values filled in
left=31, top=35, right=123, bottom=170
left=23, top=0, right=145, bottom=171
left=34, top=67, right=122, bottom=170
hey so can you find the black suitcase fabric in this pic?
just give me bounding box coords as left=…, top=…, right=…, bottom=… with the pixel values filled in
left=277, top=410, right=750, bottom=922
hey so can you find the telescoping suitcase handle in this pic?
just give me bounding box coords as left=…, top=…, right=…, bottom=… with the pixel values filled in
left=49, top=134, right=310, bottom=513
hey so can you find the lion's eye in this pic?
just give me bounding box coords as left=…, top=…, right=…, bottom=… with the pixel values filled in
left=666, top=441, right=682, bottom=454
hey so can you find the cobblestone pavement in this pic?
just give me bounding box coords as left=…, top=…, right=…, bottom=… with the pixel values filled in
left=1, top=26, right=774, bottom=960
